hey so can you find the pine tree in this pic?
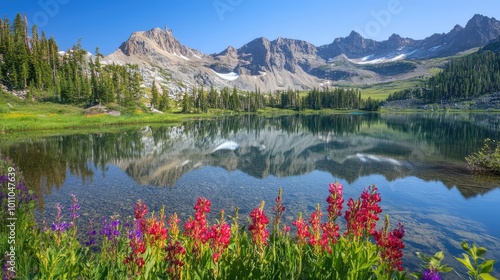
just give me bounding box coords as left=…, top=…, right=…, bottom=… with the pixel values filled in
left=150, top=80, right=159, bottom=109
left=181, top=91, right=193, bottom=113
left=159, top=87, right=170, bottom=112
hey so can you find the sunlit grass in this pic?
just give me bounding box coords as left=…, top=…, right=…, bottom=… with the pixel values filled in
left=342, top=78, right=426, bottom=101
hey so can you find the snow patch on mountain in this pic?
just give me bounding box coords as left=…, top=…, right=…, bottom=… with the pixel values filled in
left=212, top=70, right=239, bottom=81
left=348, top=50, right=418, bottom=65
left=429, top=45, right=442, bottom=52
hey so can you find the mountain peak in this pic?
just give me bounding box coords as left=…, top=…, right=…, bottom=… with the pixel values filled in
left=466, top=14, right=492, bottom=29
left=388, top=33, right=402, bottom=41
left=451, top=24, right=464, bottom=33
left=118, top=26, right=203, bottom=59
left=348, top=30, right=363, bottom=40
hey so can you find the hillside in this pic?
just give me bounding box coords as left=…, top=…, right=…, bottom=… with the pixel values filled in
left=384, top=39, right=500, bottom=110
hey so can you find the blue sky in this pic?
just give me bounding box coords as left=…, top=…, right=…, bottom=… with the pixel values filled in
left=2, top=0, right=500, bottom=55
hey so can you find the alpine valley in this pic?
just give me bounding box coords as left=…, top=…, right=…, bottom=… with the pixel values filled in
left=105, top=14, right=500, bottom=94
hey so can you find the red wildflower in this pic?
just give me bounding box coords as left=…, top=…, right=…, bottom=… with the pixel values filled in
left=147, top=217, right=168, bottom=246
left=292, top=212, right=310, bottom=246
left=326, top=182, right=344, bottom=221
left=248, top=201, right=269, bottom=249
left=134, top=200, right=149, bottom=232
left=207, top=210, right=231, bottom=262
left=373, top=218, right=406, bottom=272
left=124, top=225, right=146, bottom=275
left=320, top=182, right=344, bottom=251
left=168, top=212, right=181, bottom=242
left=320, top=222, right=340, bottom=253
left=273, top=188, right=286, bottom=236
left=184, top=198, right=211, bottom=252
left=344, top=185, right=382, bottom=238
left=165, top=241, right=187, bottom=280
left=308, top=204, right=323, bottom=248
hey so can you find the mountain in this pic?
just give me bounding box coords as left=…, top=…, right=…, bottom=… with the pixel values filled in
left=480, top=35, right=500, bottom=53
left=105, top=14, right=500, bottom=94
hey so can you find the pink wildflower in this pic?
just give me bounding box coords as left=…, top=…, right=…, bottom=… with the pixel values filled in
left=248, top=202, right=269, bottom=249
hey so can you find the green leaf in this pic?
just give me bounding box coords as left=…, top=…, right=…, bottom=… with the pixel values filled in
left=476, top=246, right=487, bottom=258
left=438, top=265, right=454, bottom=273
left=478, top=273, right=497, bottom=280
left=461, top=241, right=471, bottom=254
left=479, top=260, right=496, bottom=274
left=456, top=254, right=474, bottom=272
left=434, top=251, right=445, bottom=261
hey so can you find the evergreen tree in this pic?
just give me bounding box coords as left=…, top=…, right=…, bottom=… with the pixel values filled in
left=150, top=80, right=159, bottom=109
left=181, top=91, right=193, bottom=113
left=159, top=86, right=170, bottom=112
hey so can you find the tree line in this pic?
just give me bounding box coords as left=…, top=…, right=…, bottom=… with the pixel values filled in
left=0, top=13, right=151, bottom=110
left=387, top=50, right=500, bottom=103
left=179, top=86, right=379, bottom=113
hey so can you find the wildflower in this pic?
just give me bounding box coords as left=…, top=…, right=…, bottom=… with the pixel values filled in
left=124, top=224, right=146, bottom=275
left=51, top=203, right=69, bottom=233
left=51, top=221, right=69, bottom=232
left=282, top=224, right=291, bottom=235
left=320, top=182, right=343, bottom=250
left=308, top=204, right=323, bottom=248
left=168, top=213, right=181, bottom=242
left=16, top=180, right=36, bottom=208
left=320, top=222, right=339, bottom=252
left=100, top=217, right=120, bottom=242
left=85, top=219, right=96, bottom=247
left=2, top=253, right=15, bottom=280
left=134, top=200, right=149, bottom=232
left=185, top=197, right=211, bottom=249
left=373, top=217, right=406, bottom=272
left=68, top=194, right=80, bottom=226
left=326, top=182, right=344, bottom=221
left=207, top=210, right=231, bottom=262
left=146, top=216, right=168, bottom=246
left=248, top=201, right=269, bottom=249
left=421, top=269, right=441, bottom=280
left=292, top=212, right=310, bottom=246
left=273, top=188, right=286, bottom=235
left=165, top=241, right=187, bottom=280
left=344, top=185, right=382, bottom=238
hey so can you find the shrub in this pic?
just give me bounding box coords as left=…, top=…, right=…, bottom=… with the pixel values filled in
left=466, top=138, right=500, bottom=174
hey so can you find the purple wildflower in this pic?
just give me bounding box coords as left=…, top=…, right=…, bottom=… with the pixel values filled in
left=51, top=221, right=69, bottom=232
left=16, top=181, right=36, bottom=208
left=2, top=253, right=16, bottom=280
left=51, top=203, right=69, bottom=233
left=100, top=217, right=121, bottom=241
left=85, top=219, right=96, bottom=247
left=422, top=269, right=441, bottom=280
left=68, top=194, right=80, bottom=221
left=0, top=175, right=8, bottom=184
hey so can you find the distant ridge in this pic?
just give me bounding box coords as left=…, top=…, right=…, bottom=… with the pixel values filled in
left=105, top=14, right=500, bottom=94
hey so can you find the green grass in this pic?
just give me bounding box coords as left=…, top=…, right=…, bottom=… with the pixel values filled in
left=336, top=78, right=427, bottom=101
left=0, top=92, right=217, bottom=133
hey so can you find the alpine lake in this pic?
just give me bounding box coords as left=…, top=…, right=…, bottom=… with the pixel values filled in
left=2, top=112, right=500, bottom=277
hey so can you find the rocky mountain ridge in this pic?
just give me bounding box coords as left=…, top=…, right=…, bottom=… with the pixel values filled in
left=105, top=14, right=500, bottom=94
